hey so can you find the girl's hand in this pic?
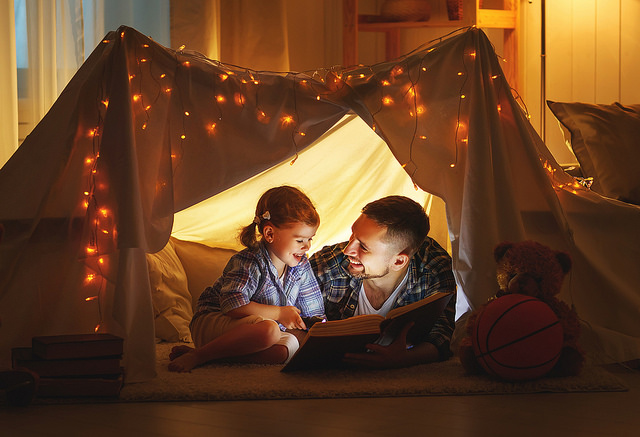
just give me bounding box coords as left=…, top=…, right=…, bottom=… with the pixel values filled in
left=277, top=306, right=306, bottom=330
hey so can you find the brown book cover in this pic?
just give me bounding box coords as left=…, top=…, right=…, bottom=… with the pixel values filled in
left=282, top=291, right=453, bottom=372
left=37, top=372, right=124, bottom=398
left=31, top=333, right=124, bottom=360
left=12, top=347, right=122, bottom=378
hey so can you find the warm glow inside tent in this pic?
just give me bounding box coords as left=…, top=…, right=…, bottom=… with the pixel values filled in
left=1, top=26, right=639, bottom=383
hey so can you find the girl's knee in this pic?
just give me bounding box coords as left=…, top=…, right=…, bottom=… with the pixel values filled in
left=255, top=320, right=282, bottom=348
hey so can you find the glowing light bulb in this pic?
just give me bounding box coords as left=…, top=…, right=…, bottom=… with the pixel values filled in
left=257, top=110, right=269, bottom=123
left=133, top=94, right=141, bottom=102
left=382, top=96, right=394, bottom=106
left=281, top=115, right=294, bottom=126
left=216, top=95, right=226, bottom=103
left=85, top=296, right=98, bottom=302
left=181, top=134, right=186, bottom=140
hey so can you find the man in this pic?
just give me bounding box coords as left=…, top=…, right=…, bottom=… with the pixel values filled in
left=309, top=195, right=456, bottom=368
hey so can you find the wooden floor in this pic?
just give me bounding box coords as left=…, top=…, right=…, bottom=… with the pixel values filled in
left=2, top=364, right=639, bottom=436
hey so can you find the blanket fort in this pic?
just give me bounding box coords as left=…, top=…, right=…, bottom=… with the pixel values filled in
left=1, top=26, right=639, bottom=382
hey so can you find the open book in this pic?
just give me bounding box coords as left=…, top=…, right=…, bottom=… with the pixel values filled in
left=282, top=291, right=453, bottom=372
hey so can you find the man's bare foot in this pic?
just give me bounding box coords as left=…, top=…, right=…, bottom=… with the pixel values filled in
left=168, top=350, right=201, bottom=372
left=169, top=345, right=193, bottom=361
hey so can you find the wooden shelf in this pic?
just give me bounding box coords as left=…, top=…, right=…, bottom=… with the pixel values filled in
left=343, top=0, right=519, bottom=89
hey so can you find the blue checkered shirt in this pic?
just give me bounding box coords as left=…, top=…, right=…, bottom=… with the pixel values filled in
left=309, top=237, right=457, bottom=360
left=192, top=241, right=325, bottom=330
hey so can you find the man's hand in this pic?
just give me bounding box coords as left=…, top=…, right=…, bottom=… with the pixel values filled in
left=343, top=322, right=440, bottom=369
left=277, top=306, right=306, bottom=330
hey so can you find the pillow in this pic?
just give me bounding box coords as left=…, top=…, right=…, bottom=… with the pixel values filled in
left=146, top=239, right=193, bottom=342
left=171, top=238, right=237, bottom=307
left=547, top=101, right=640, bottom=205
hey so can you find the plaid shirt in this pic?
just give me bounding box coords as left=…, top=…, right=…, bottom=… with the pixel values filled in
left=309, top=237, right=456, bottom=360
left=192, top=241, right=325, bottom=330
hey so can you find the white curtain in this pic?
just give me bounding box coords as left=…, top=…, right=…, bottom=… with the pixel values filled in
left=25, top=0, right=85, bottom=128
left=0, top=0, right=19, bottom=168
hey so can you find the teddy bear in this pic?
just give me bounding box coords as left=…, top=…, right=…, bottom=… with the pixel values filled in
left=458, top=240, right=585, bottom=379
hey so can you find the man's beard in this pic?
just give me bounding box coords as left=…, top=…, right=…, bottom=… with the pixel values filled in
left=348, top=260, right=389, bottom=280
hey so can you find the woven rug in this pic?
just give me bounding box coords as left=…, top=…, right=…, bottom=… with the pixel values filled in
left=117, top=342, right=628, bottom=402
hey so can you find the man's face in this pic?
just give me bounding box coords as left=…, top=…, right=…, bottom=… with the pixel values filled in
left=342, top=214, right=396, bottom=279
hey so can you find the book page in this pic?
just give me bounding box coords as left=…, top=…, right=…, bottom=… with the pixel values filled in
left=307, top=314, right=384, bottom=337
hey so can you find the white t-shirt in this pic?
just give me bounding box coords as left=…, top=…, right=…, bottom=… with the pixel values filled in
left=354, top=270, right=409, bottom=317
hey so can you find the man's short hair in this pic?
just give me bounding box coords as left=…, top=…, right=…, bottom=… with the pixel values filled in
left=361, top=195, right=430, bottom=256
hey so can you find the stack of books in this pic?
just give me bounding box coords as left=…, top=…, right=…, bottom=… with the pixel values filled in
left=12, top=333, right=124, bottom=398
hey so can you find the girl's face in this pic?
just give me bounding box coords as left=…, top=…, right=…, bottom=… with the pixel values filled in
left=263, top=221, right=318, bottom=274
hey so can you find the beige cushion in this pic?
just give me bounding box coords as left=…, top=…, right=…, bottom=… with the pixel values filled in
left=171, top=238, right=236, bottom=308
left=146, top=239, right=193, bottom=342
left=547, top=101, right=640, bottom=205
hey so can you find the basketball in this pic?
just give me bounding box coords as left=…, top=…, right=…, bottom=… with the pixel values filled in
left=471, top=294, right=564, bottom=381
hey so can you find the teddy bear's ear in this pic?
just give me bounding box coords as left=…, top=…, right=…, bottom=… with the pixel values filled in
left=494, top=242, right=513, bottom=262
left=555, top=251, right=572, bottom=274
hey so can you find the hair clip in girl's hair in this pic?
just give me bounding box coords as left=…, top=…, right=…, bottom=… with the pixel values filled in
left=253, top=211, right=271, bottom=225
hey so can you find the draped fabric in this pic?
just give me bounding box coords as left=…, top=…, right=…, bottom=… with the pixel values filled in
left=1, top=27, right=638, bottom=382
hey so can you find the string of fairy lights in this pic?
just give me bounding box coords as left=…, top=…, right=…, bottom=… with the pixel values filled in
left=76, top=27, right=590, bottom=332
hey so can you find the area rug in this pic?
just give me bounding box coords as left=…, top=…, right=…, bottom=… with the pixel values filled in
left=117, top=342, right=628, bottom=402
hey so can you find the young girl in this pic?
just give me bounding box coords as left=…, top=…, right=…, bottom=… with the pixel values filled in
left=168, top=185, right=325, bottom=372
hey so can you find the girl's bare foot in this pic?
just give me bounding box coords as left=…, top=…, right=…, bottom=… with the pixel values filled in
left=168, top=350, right=201, bottom=372
left=169, top=345, right=193, bottom=361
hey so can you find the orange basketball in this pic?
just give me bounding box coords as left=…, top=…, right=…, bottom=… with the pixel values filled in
left=471, top=294, right=564, bottom=381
